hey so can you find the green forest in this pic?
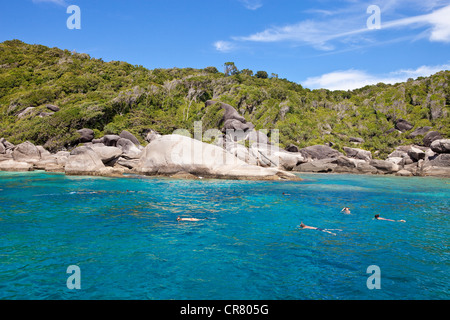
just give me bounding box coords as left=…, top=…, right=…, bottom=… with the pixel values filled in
left=0, top=40, right=449, bottom=159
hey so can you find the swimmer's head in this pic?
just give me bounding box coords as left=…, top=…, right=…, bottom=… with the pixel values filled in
left=300, top=222, right=305, bottom=228
left=374, top=214, right=380, bottom=219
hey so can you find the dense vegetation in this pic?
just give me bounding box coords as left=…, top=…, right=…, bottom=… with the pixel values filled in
left=0, top=40, right=449, bottom=158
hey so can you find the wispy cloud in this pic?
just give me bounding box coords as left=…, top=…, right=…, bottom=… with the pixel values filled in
left=213, top=41, right=235, bottom=53
left=232, top=19, right=350, bottom=51
left=223, top=3, right=450, bottom=52
left=239, top=0, right=263, bottom=10
left=32, top=0, right=67, bottom=6
left=302, top=63, right=450, bottom=91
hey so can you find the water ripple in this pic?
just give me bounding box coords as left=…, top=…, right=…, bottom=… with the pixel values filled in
left=0, top=172, right=448, bottom=299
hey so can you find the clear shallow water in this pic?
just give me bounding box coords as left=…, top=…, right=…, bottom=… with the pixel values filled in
left=0, top=171, right=448, bottom=300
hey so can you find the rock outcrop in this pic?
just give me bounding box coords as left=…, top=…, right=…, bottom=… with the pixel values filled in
left=206, top=100, right=247, bottom=124
left=1, top=101, right=448, bottom=179
left=423, top=131, right=442, bottom=147
left=135, top=134, right=300, bottom=180
left=395, top=119, right=414, bottom=132
left=0, top=160, right=33, bottom=172
left=101, top=135, right=121, bottom=147
left=89, top=144, right=123, bottom=163
left=430, top=139, right=450, bottom=154
left=77, top=128, right=94, bottom=143
left=12, top=141, right=41, bottom=164
left=299, top=145, right=343, bottom=161
left=116, top=138, right=142, bottom=159
left=46, top=104, right=60, bottom=112
left=119, top=130, right=140, bottom=146
left=344, top=147, right=372, bottom=161
left=65, top=146, right=106, bottom=175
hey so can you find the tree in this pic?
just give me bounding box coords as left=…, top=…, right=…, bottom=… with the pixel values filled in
left=204, top=66, right=218, bottom=74
left=240, top=69, right=253, bottom=76
left=255, top=71, right=268, bottom=79
left=224, top=62, right=238, bottom=76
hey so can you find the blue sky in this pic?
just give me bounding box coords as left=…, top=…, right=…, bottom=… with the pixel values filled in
left=1, top=0, right=449, bottom=90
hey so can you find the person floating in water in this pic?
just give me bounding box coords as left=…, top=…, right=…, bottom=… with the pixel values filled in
left=341, top=207, right=351, bottom=214
left=177, top=216, right=207, bottom=222
left=299, top=222, right=341, bottom=236
left=374, top=214, right=405, bottom=222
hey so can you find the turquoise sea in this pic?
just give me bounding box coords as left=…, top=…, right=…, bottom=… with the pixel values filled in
left=0, top=171, right=448, bottom=300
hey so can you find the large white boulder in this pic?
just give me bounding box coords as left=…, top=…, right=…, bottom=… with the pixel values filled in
left=12, top=141, right=41, bottom=164
left=135, top=134, right=300, bottom=180
left=65, top=146, right=105, bottom=175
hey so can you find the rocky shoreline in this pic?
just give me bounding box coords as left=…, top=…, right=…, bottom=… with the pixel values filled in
left=1, top=100, right=449, bottom=180
left=291, top=142, right=450, bottom=178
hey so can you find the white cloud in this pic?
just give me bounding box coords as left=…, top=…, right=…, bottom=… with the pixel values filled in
left=213, top=41, right=235, bottom=53
left=239, top=0, right=263, bottom=10
left=233, top=4, right=450, bottom=50
left=303, top=70, right=378, bottom=91
left=380, top=4, right=450, bottom=43
left=302, top=64, right=450, bottom=91
left=233, top=19, right=342, bottom=50
left=426, top=5, right=450, bottom=42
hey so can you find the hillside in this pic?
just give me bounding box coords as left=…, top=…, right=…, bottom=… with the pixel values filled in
left=0, top=39, right=449, bottom=159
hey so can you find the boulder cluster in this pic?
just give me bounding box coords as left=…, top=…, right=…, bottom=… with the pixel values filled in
left=0, top=130, right=145, bottom=177
left=0, top=125, right=300, bottom=181
left=1, top=101, right=449, bottom=179
left=289, top=130, right=450, bottom=177
left=291, top=142, right=450, bottom=177
left=206, top=100, right=305, bottom=172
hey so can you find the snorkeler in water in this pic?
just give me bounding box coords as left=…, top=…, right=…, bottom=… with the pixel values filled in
left=341, top=207, right=351, bottom=214
left=177, top=216, right=208, bottom=222
left=374, top=214, right=405, bottom=222
left=299, top=222, right=341, bottom=236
